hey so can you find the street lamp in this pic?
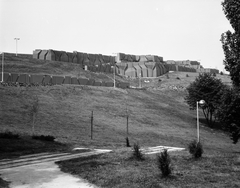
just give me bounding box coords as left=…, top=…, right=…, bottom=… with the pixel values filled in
left=0, top=52, right=4, bottom=82
left=14, top=38, right=20, bottom=56
left=196, top=100, right=205, bottom=143
left=112, top=53, right=118, bottom=89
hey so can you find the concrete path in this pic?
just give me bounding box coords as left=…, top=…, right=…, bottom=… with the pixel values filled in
left=0, top=149, right=111, bottom=188
left=142, top=146, right=185, bottom=155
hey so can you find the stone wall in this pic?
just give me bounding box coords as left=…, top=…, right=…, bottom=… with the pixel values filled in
left=0, top=73, right=129, bottom=89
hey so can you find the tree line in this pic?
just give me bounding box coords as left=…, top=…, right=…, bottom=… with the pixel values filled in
left=185, top=0, right=240, bottom=144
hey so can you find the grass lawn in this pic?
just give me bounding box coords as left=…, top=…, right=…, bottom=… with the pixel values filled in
left=57, top=148, right=240, bottom=188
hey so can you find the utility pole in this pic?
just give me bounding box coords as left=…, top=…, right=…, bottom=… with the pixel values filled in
left=14, top=38, right=20, bottom=56
left=90, top=111, right=93, bottom=139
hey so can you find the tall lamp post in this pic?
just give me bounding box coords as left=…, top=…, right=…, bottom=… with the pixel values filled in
left=0, top=52, right=4, bottom=82
left=197, top=100, right=205, bottom=143
left=112, top=53, right=118, bottom=89
left=14, top=38, right=20, bottom=56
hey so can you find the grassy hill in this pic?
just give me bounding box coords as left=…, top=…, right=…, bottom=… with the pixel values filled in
left=0, top=53, right=237, bottom=153
left=1, top=53, right=239, bottom=187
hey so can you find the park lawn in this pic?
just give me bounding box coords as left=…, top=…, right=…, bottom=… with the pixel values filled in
left=57, top=148, right=240, bottom=188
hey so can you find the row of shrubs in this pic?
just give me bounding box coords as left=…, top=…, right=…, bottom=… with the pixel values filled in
left=131, top=140, right=203, bottom=178
left=0, top=131, right=55, bottom=142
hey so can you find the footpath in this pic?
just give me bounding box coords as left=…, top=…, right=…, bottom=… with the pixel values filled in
left=0, top=146, right=185, bottom=188
left=0, top=149, right=111, bottom=188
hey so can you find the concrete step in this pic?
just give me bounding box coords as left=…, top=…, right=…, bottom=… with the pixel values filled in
left=0, top=149, right=111, bottom=170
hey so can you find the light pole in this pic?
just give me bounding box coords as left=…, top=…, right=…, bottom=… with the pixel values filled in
left=0, top=52, right=4, bottom=82
left=197, top=100, right=205, bottom=143
left=139, top=73, right=142, bottom=88
left=114, top=62, right=116, bottom=88
left=112, top=53, right=117, bottom=89
left=14, top=38, right=20, bottom=56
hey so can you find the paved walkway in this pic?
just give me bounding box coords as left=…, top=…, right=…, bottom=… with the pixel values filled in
left=0, top=149, right=111, bottom=188
left=142, top=146, right=185, bottom=155
left=0, top=146, right=184, bottom=187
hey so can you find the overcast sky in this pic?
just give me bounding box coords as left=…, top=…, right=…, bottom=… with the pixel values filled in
left=0, top=0, right=233, bottom=72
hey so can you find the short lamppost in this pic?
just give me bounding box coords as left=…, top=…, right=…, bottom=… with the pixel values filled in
left=0, top=52, right=4, bottom=82
left=196, top=100, right=205, bottom=143
left=14, top=38, right=20, bottom=56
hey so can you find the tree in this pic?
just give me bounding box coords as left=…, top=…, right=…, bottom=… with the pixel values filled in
left=217, top=87, right=240, bottom=144
left=185, top=73, right=226, bottom=126
left=221, top=0, right=240, bottom=87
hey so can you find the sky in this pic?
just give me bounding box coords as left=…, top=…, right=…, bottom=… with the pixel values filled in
left=0, top=0, right=233, bottom=72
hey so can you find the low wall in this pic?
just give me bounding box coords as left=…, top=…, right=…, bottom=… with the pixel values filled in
left=0, top=73, right=130, bottom=89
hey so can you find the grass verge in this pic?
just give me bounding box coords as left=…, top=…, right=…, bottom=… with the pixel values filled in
left=57, top=149, right=240, bottom=188
left=0, top=135, right=70, bottom=159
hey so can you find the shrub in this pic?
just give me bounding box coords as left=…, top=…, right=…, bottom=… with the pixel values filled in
left=176, top=77, right=181, bottom=80
left=132, top=143, right=144, bottom=160
left=157, top=149, right=172, bottom=177
left=186, top=74, right=189, bottom=77
left=166, top=74, right=169, bottom=79
left=220, top=71, right=224, bottom=75
left=32, top=135, right=55, bottom=142
left=0, top=131, right=19, bottom=139
left=188, top=140, right=203, bottom=158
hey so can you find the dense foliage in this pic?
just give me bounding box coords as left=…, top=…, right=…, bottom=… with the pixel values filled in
left=221, top=0, right=240, bottom=87
left=217, top=87, right=240, bottom=144
left=185, top=73, right=226, bottom=126
left=188, top=140, right=204, bottom=158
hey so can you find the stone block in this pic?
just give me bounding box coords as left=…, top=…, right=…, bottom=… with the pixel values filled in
left=39, top=50, right=48, bottom=60
left=71, top=77, right=79, bottom=85
left=63, top=76, right=71, bottom=84
left=125, top=63, right=137, bottom=77
left=117, top=82, right=130, bottom=89
left=67, top=52, right=74, bottom=63
left=60, top=52, right=69, bottom=62
left=82, top=53, right=90, bottom=66
left=30, top=74, right=44, bottom=84
left=53, top=50, right=62, bottom=61
left=72, top=52, right=78, bottom=64
left=88, top=79, right=95, bottom=86
left=105, top=82, right=114, bottom=87
left=77, top=52, right=84, bottom=66
left=133, top=64, right=142, bottom=77
left=46, top=49, right=55, bottom=61
left=33, top=49, right=42, bottom=59
left=145, top=62, right=154, bottom=77
left=138, top=62, right=148, bottom=77
left=93, top=81, right=101, bottom=86
left=18, top=74, right=30, bottom=84
left=43, top=75, right=52, bottom=85
left=0, top=73, right=11, bottom=82
left=11, top=73, right=19, bottom=82
left=78, top=78, right=89, bottom=85
left=52, top=76, right=64, bottom=85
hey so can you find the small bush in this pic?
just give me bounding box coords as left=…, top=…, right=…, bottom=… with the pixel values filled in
left=220, top=71, right=224, bottom=75
left=32, top=135, right=55, bottom=142
left=132, top=143, right=144, bottom=160
left=0, top=131, right=19, bottom=139
left=176, top=77, right=181, bottom=80
left=166, top=74, right=169, bottom=79
left=186, top=74, right=189, bottom=77
left=188, top=140, right=203, bottom=158
left=157, top=149, right=172, bottom=177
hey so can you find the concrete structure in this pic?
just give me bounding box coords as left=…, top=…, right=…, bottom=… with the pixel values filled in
left=33, top=49, right=219, bottom=77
